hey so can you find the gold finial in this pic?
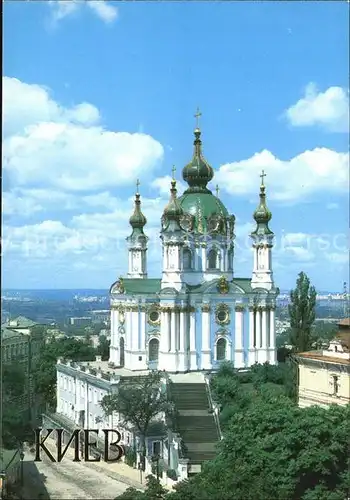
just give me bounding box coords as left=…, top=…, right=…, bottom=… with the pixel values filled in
left=194, top=107, right=202, bottom=129
left=171, top=165, right=176, bottom=180
left=215, top=184, right=220, bottom=197
left=260, top=170, right=267, bottom=187
left=136, top=179, right=140, bottom=194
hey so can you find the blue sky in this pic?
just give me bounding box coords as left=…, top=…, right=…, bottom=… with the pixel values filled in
left=3, top=1, right=349, bottom=291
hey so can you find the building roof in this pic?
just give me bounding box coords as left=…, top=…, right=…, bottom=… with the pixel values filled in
left=0, top=448, right=20, bottom=471
left=297, top=350, right=350, bottom=366
left=1, top=327, right=26, bottom=340
left=4, top=316, right=38, bottom=328
left=338, top=318, right=350, bottom=327
left=111, top=277, right=253, bottom=295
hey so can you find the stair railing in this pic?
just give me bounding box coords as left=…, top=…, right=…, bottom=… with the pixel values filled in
left=204, top=374, right=223, bottom=441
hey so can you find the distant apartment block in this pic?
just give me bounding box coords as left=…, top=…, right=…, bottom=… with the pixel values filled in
left=295, top=319, right=350, bottom=409
left=69, top=316, right=92, bottom=327
left=1, top=316, right=45, bottom=418
left=90, top=310, right=110, bottom=324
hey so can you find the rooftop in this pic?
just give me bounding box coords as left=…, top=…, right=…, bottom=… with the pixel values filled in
left=338, top=318, right=350, bottom=327
left=3, top=316, right=39, bottom=329
left=297, top=350, right=350, bottom=366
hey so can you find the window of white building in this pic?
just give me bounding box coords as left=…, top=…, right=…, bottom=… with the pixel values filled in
left=183, top=248, right=192, bottom=270
left=208, top=248, right=220, bottom=270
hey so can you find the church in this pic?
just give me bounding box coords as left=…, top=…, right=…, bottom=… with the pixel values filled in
left=108, top=115, right=279, bottom=372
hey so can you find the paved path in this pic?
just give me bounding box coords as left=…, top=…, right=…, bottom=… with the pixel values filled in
left=22, top=448, right=137, bottom=500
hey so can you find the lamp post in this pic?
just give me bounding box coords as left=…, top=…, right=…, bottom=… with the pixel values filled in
left=19, top=448, right=24, bottom=499
left=152, top=454, right=160, bottom=482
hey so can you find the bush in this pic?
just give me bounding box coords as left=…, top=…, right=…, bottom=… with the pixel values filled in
left=166, top=468, right=178, bottom=481
left=124, top=447, right=137, bottom=467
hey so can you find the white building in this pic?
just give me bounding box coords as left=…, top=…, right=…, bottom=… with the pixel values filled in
left=109, top=125, right=278, bottom=372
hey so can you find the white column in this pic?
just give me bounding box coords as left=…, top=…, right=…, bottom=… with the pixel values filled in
left=170, top=310, right=176, bottom=352
left=158, top=308, right=170, bottom=370
left=189, top=308, right=197, bottom=370
left=259, top=307, right=268, bottom=364
left=234, top=307, right=244, bottom=368
left=248, top=308, right=255, bottom=366
left=128, top=252, right=132, bottom=274
left=177, top=310, right=187, bottom=372
left=201, top=305, right=212, bottom=370
left=131, top=311, right=139, bottom=351
left=140, top=308, right=146, bottom=351
left=253, top=247, right=257, bottom=270
left=269, top=307, right=276, bottom=364
left=201, top=247, right=207, bottom=272
left=255, top=309, right=261, bottom=363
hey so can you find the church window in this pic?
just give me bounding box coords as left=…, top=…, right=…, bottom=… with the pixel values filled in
left=149, top=338, right=159, bottom=362
left=183, top=248, right=192, bottom=270
left=332, top=375, right=339, bottom=395
left=149, top=309, right=160, bottom=325
left=228, top=249, right=233, bottom=270
left=216, top=338, right=226, bottom=361
left=208, top=248, right=219, bottom=270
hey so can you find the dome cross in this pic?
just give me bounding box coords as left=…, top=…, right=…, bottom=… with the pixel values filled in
left=260, top=170, right=267, bottom=186
left=194, top=107, right=202, bottom=129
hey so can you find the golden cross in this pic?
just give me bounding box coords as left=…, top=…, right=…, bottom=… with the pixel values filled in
left=136, top=179, right=140, bottom=193
left=216, top=184, right=220, bottom=197
left=194, top=107, right=202, bottom=128
left=171, top=165, right=176, bottom=180
left=260, top=170, right=267, bottom=186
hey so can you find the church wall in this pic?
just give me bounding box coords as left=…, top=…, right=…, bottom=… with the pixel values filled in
left=195, top=306, right=202, bottom=369
left=243, top=308, right=249, bottom=366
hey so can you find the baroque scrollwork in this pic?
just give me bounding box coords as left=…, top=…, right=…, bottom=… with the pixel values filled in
left=217, top=276, right=230, bottom=294
left=114, top=277, right=125, bottom=294
left=148, top=303, right=161, bottom=325
left=215, top=303, right=230, bottom=325
left=201, top=303, right=211, bottom=313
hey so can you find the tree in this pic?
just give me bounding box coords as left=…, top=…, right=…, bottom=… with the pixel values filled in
left=288, top=272, right=317, bottom=352
left=101, top=371, right=174, bottom=458
left=167, top=397, right=350, bottom=500
left=2, top=364, right=32, bottom=448
left=32, top=337, right=96, bottom=409
left=97, top=334, right=111, bottom=361
left=115, top=475, right=168, bottom=500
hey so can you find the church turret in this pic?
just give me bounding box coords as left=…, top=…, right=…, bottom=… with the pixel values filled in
left=160, top=169, right=185, bottom=291
left=126, top=180, right=148, bottom=278
left=250, top=171, right=274, bottom=290
left=182, top=108, right=214, bottom=194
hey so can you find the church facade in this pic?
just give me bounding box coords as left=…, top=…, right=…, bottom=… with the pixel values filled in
left=109, top=123, right=279, bottom=373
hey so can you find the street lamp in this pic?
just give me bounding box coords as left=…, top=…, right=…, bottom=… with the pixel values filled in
left=152, top=454, right=160, bottom=482
left=19, top=448, right=24, bottom=499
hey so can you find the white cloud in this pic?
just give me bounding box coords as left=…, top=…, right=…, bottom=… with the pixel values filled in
left=88, top=1, right=118, bottom=23
left=48, top=0, right=118, bottom=25
left=216, top=148, right=348, bottom=202
left=326, top=202, right=339, bottom=210
left=285, top=83, right=349, bottom=133
left=3, top=77, right=164, bottom=191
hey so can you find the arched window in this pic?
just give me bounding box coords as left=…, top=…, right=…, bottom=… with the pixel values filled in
left=208, top=248, right=219, bottom=270
left=216, top=338, right=226, bottom=361
left=149, top=338, right=159, bottom=362
left=183, top=248, right=192, bottom=270
left=119, top=337, right=125, bottom=367
left=228, top=248, right=233, bottom=270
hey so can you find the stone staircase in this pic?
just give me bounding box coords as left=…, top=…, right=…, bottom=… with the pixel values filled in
left=170, top=381, right=220, bottom=470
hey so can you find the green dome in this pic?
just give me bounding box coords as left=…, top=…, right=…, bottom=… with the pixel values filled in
left=182, top=129, right=214, bottom=193
left=178, top=191, right=234, bottom=235
left=129, top=193, right=147, bottom=229
left=253, top=186, right=272, bottom=224
left=163, top=180, right=183, bottom=220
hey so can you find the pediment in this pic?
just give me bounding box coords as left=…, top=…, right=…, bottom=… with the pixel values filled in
left=159, top=287, right=179, bottom=296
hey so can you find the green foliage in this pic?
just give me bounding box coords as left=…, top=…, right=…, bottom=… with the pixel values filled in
left=115, top=475, right=168, bottom=500
left=289, top=271, right=317, bottom=352
left=32, top=337, right=96, bottom=408
left=124, top=446, right=137, bottom=467
left=2, top=364, right=32, bottom=448
left=168, top=399, right=350, bottom=500
left=97, top=334, right=111, bottom=361
left=166, top=469, right=178, bottom=481
left=101, top=371, right=174, bottom=456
